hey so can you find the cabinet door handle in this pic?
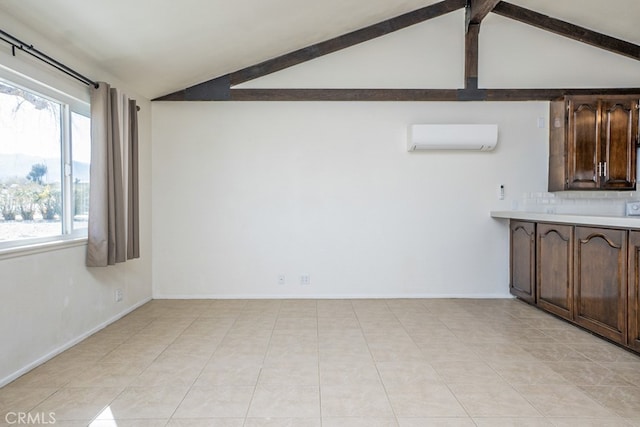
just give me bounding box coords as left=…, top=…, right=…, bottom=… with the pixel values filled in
left=603, top=162, right=607, bottom=177
left=597, top=162, right=602, bottom=176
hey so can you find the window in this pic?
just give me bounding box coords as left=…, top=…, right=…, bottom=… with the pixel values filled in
left=0, top=77, right=90, bottom=249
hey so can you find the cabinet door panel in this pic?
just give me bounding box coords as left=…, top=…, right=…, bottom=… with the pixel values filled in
left=628, top=231, right=640, bottom=351
left=601, top=99, right=638, bottom=190
left=510, top=221, right=536, bottom=303
left=548, top=101, right=568, bottom=191
left=567, top=100, right=599, bottom=189
left=574, top=227, right=627, bottom=344
left=537, top=223, right=573, bottom=320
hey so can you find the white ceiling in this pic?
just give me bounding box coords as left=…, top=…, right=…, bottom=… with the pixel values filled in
left=0, top=0, right=638, bottom=99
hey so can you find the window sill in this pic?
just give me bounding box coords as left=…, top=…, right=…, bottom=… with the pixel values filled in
left=0, top=236, right=88, bottom=261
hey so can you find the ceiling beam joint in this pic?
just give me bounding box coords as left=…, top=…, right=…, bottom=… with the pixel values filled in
left=466, top=0, right=502, bottom=31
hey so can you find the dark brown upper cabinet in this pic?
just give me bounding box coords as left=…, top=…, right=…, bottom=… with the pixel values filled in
left=549, top=96, right=639, bottom=191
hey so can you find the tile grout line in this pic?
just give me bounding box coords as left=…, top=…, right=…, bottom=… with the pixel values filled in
left=241, top=299, right=279, bottom=425
left=165, top=302, right=243, bottom=423
left=4, top=298, right=640, bottom=425
left=85, top=310, right=184, bottom=426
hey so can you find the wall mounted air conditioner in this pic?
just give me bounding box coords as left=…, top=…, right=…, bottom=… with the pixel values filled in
left=408, top=124, right=498, bottom=151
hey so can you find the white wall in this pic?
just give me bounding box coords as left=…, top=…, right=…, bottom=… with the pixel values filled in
left=480, top=14, right=640, bottom=89
left=152, top=101, right=548, bottom=298
left=152, top=8, right=640, bottom=299
left=0, top=13, right=153, bottom=386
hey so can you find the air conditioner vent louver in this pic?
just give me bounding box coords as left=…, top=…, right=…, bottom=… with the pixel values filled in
left=408, top=124, right=498, bottom=151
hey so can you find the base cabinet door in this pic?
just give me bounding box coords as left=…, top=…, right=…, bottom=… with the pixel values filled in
left=537, top=223, right=573, bottom=320
left=510, top=221, right=536, bottom=303
left=628, top=231, right=640, bottom=351
left=574, top=226, right=627, bottom=344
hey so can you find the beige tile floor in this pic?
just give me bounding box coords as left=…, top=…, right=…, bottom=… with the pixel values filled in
left=2, top=298, right=640, bottom=426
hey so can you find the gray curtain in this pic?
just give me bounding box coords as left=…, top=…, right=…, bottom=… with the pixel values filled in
left=86, top=82, right=140, bottom=267
left=127, top=99, right=140, bottom=259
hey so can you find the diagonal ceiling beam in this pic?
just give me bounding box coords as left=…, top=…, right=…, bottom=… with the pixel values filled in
left=230, top=0, right=466, bottom=86
left=154, top=0, right=466, bottom=101
left=493, top=2, right=640, bottom=61
left=153, top=0, right=640, bottom=103
left=466, top=0, right=502, bottom=30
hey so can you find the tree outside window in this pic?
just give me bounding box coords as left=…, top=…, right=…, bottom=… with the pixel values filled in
left=0, top=79, right=90, bottom=246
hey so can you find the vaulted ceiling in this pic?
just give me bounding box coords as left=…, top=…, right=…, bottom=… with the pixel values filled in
left=0, top=0, right=638, bottom=99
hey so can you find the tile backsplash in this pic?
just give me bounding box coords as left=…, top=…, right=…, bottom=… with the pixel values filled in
left=517, top=191, right=639, bottom=216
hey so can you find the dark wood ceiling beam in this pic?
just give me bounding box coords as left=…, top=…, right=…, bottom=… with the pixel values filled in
left=230, top=0, right=466, bottom=86
left=152, top=0, right=466, bottom=101
left=152, top=0, right=640, bottom=102
left=154, top=75, right=230, bottom=101
left=464, top=0, right=501, bottom=90
left=466, top=0, right=502, bottom=29
left=230, top=89, right=459, bottom=101
left=493, top=2, right=640, bottom=61
left=465, top=23, right=480, bottom=89
left=228, top=87, right=640, bottom=102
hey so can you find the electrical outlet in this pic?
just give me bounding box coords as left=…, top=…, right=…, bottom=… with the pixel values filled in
left=115, top=289, right=123, bottom=302
left=278, top=275, right=286, bottom=285
left=300, top=275, right=310, bottom=285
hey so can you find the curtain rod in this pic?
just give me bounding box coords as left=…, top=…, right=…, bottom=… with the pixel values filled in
left=0, top=28, right=99, bottom=89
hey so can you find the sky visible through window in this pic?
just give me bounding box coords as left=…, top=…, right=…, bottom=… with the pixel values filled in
left=0, top=86, right=60, bottom=165
left=0, top=80, right=90, bottom=243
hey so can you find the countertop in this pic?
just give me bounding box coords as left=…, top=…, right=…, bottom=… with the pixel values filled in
left=490, top=210, right=640, bottom=229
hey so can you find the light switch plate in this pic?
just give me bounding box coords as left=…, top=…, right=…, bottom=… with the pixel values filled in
left=626, top=201, right=640, bottom=216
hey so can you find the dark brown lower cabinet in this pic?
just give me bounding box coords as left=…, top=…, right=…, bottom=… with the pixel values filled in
left=510, top=221, right=536, bottom=303
left=628, top=231, right=640, bottom=351
left=509, top=220, right=640, bottom=352
left=573, top=226, right=627, bottom=345
left=537, top=223, right=573, bottom=320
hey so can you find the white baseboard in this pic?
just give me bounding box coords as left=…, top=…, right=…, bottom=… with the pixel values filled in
left=152, top=293, right=513, bottom=300
left=0, top=296, right=152, bottom=388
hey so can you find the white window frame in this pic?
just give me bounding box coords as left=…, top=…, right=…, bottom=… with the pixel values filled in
left=0, top=68, right=91, bottom=258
